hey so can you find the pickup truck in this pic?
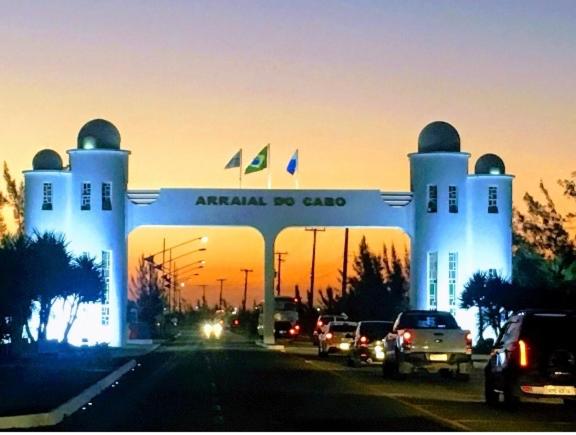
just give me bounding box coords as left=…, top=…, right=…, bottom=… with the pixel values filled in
left=382, top=310, right=473, bottom=380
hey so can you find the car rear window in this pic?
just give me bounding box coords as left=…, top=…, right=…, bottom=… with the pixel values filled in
left=400, top=313, right=459, bottom=329
left=330, top=324, right=356, bottom=332
left=360, top=322, right=393, bottom=339
left=522, top=314, right=576, bottom=348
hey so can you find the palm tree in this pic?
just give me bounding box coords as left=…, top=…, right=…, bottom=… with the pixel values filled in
left=28, top=232, right=72, bottom=342
left=460, top=271, right=488, bottom=341
left=62, top=254, right=105, bottom=343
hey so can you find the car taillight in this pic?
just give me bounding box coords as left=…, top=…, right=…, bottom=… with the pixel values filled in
left=465, top=332, right=473, bottom=354
left=326, top=332, right=333, bottom=340
left=519, top=339, right=528, bottom=367
left=360, top=336, right=368, bottom=344
left=233, top=319, right=239, bottom=325
left=295, top=324, right=300, bottom=331
left=289, top=328, right=296, bottom=335
left=317, top=321, right=323, bottom=327
left=401, top=330, right=412, bottom=350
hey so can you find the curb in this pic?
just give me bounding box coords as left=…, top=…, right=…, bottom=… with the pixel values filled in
left=0, top=343, right=160, bottom=430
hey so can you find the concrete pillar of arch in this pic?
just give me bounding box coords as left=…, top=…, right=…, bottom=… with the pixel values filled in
left=263, top=234, right=276, bottom=345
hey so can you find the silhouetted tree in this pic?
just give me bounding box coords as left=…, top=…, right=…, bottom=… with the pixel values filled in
left=130, top=256, right=166, bottom=335
left=347, top=237, right=390, bottom=320
left=28, top=232, right=72, bottom=342
left=0, top=233, right=34, bottom=345
left=514, top=180, right=575, bottom=283
left=62, top=254, right=105, bottom=343
left=0, top=162, right=24, bottom=235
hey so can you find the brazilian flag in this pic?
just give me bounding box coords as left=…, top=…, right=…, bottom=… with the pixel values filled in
left=245, top=145, right=269, bottom=174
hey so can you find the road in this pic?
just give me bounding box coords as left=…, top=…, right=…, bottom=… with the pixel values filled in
left=54, top=327, right=576, bottom=431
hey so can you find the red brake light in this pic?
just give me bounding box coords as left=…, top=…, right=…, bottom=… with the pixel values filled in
left=402, top=331, right=412, bottom=342
left=289, top=328, right=296, bottom=335
left=465, top=332, right=473, bottom=344
left=317, top=321, right=323, bottom=327
left=233, top=319, right=239, bottom=325
left=295, top=324, right=300, bottom=331
left=326, top=332, right=333, bottom=340
left=360, top=336, right=368, bottom=344
left=519, top=339, right=528, bottom=367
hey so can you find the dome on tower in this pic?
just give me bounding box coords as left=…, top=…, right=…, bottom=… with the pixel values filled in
left=475, top=153, right=505, bottom=175
left=418, top=121, right=461, bottom=153
left=32, top=149, right=63, bottom=170
left=77, top=119, right=121, bottom=150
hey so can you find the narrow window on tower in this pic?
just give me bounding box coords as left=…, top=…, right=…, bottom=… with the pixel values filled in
left=448, top=252, right=458, bottom=315
left=102, top=182, right=112, bottom=211
left=448, top=185, right=458, bottom=213
left=428, top=252, right=438, bottom=309
left=427, top=185, right=437, bottom=213
left=42, top=183, right=53, bottom=210
left=101, top=251, right=111, bottom=326
left=488, top=186, right=498, bottom=214
left=81, top=182, right=91, bottom=211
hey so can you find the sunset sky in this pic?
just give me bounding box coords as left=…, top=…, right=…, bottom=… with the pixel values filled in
left=1, top=1, right=575, bottom=307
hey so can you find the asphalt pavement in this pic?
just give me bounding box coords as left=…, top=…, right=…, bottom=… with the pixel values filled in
left=51, top=327, right=576, bottom=431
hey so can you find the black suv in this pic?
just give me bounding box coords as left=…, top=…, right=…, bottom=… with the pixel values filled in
left=485, top=310, right=576, bottom=407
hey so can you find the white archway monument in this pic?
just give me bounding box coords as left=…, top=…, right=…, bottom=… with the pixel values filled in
left=24, top=119, right=512, bottom=347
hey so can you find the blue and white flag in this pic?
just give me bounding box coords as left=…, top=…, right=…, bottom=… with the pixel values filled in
left=286, top=149, right=298, bottom=175
left=225, top=149, right=242, bottom=169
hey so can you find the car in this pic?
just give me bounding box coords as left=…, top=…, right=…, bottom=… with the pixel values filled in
left=382, top=310, right=472, bottom=380
left=202, top=320, right=224, bottom=339
left=312, top=313, right=349, bottom=345
left=485, top=310, right=576, bottom=408
left=347, top=320, right=393, bottom=367
left=318, top=321, right=357, bottom=357
left=257, top=296, right=300, bottom=339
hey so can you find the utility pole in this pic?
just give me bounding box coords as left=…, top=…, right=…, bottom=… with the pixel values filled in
left=240, top=268, right=253, bottom=312
left=305, top=227, right=325, bottom=308
left=197, top=284, right=208, bottom=307
left=274, top=252, right=288, bottom=295
left=217, top=278, right=226, bottom=309
left=341, top=228, right=349, bottom=296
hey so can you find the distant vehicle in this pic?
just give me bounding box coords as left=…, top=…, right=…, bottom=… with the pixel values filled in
left=347, top=320, right=394, bottom=367
left=312, top=313, right=349, bottom=345
left=485, top=310, right=576, bottom=407
left=318, top=321, right=358, bottom=357
left=202, top=321, right=223, bottom=339
left=382, top=310, right=472, bottom=380
left=257, top=296, right=300, bottom=339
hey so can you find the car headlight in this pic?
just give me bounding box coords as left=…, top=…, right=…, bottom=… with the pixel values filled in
left=203, top=323, right=213, bottom=337
left=213, top=323, right=223, bottom=338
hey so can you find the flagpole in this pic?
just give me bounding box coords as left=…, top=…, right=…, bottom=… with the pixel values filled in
left=267, top=144, right=271, bottom=189
left=239, top=148, right=242, bottom=189
left=295, top=149, right=300, bottom=189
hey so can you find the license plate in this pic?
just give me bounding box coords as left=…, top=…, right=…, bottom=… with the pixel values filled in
left=429, top=353, right=448, bottom=362
left=544, top=385, right=576, bottom=395
left=339, top=343, right=350, bottom=351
